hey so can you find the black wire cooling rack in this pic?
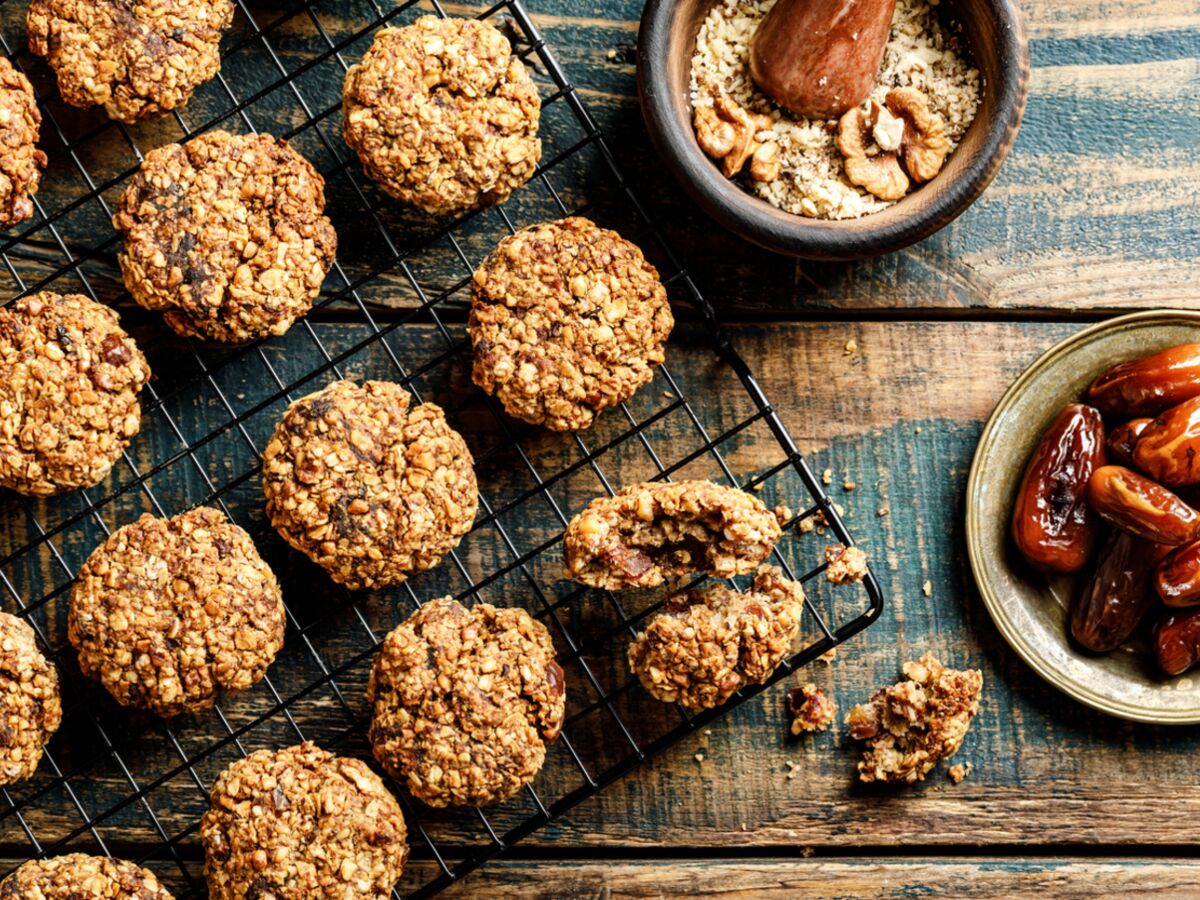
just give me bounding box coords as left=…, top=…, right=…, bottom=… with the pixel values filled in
left=0, top=0, right=883, bottom=895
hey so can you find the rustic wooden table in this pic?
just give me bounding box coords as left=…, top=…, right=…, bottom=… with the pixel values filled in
left=0, top=0, right=1196, bottom=897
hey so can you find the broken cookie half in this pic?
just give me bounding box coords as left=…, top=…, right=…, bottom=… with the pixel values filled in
left=846, top=652, right=981, bottom=784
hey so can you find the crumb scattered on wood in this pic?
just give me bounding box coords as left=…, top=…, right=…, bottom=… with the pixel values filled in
left=844, top=339, right=857, bottom=355
left=694, top=752, right=705, bottom=763
left=948, top=762, right=971, bottom=784
left=774, top=504, right=794, bottom=526
left=825, top=543, right=869, bottom=585
left=819, top=647, right=837, bottom=663
left=740, top=822, right=748, bottom=831
left=915, top=426, right=923, bottom=434
left=877, top=506, right=890, bottom=517
left=784, top=759, right=802, bottom=780
left=922, top=580, right=933, bottom=597
left=606, top=48, right=618, bottom=60
left=789, top=683, right=837, bottom=735
left=822, top=468, right=833, bottom=485
left=843, top=480, right=856, bottom=492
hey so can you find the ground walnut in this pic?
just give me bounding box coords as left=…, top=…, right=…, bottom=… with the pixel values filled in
left=837, top=88, right=951, bottom=200
left=693, top=91, right=781, bottom=183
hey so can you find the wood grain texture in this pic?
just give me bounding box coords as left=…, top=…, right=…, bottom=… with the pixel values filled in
left=435, top=858, right=1200, bottom=899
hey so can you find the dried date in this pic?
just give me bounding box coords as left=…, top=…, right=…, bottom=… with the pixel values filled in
left=1088, top=343, right=1200, bottom=419
left=1155, top=607, right=1200, bottom=676
left=1011, top=403, right=1106, bottom=573
left=1071, top=530, right=1165, bottom=652
left=1087, top=465, right=1200, bottom=545
left=1133, top=396, right=1200, bottom=487
left=1155, top=539, right=1200, bottom=607
left=1106, top=418, right=1151, bottom=468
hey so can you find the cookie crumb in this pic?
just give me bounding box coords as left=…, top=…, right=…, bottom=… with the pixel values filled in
left=695, top=752, right=706, bottom=763
left=821, top=467, right=833, bottom=485
left=797, top=516, right=816, bottom=534
left=788, top=683, right=837, bottom=734
left=740, top=822, right=748, bottom=831
left=825, top=544, right=869, bottom=585
left=784, top=759, right=801, bottom=780
left=922, top=580, right=933, bottom=597
left=819, top=647, right=838, bottom=663
left=774, top=503, right=794, bottom=525
left=843, top=480, right=856, bottom=492
left=877, top=506, right=890, bottom=517
left=948, top=762, right=971, bottom=784
left=606, top=49, right=618, bottom=60
left=844, top=339, right=857, bottom=355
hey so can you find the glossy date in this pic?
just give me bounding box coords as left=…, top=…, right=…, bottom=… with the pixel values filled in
left=1155, top=539, right=1200, bottom=607
left=1133, top=396, right=1200, bottom=487
left=1087, top=465, right=1200, bottom=545
left=1071, top=530, right=1165, bottom=653
left=1106, top=418, right=1151, bottom=468
left=1155, top=607, right=1200, bottom=676
left=1087, top=342, right=1200, bottom=420
left=1011, top=403, right=1106, bottom=573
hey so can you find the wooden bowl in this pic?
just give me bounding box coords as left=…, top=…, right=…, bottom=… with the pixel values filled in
left=637, top=0, right=1029, bottom=260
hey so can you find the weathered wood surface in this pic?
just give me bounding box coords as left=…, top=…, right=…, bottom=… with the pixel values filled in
left=435, top=859, right=1200, bottom=898
left=0, top=0, right=1193, bottom=896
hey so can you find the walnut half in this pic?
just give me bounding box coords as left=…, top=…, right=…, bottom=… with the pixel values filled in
left=693, top=91, right=781, bottom=183
left=836, top=87, right=952, bottom=200
left=885, top=87, right=951, bottom=183
left=836, top=102, right=909, bottom=202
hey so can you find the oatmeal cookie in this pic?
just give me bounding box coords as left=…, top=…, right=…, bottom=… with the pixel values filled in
left=369, top=597, right=565, bottom=807
left=0, top=57, right=46, bottom=230
left=0, top=854, right=174, bottom=899
left=27, top=0, right=234, bottom=124
left=69, top=507, right=284, bottom=717
left=470, top=217, right=674, bottom=431
left=627, top=565, right=804, bottom=711
left=113, top=131, right=336, bottom=343
left=563, top=480, right=782, bottom=590
left=847, top=653, right=983, bottom=784
left=201, top=742, right=408, bottom=899
left=262, top=380, right=478, bottom=591
left=0, top=292, right=150, bottom=496
left=342, top=16, right=541, bottom=215
left=0, top=612, right=61, bottom=787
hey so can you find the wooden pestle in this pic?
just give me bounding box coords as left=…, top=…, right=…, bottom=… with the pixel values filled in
left=749, top=0, right=897, bottom=119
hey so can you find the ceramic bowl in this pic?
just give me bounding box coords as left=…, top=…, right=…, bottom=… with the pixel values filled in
left=967, top=310, right=1200, bottom=724
left=637, top=0, right=1029, bottom=260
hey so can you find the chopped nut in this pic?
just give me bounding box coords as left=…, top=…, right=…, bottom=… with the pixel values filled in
left=837, top=105, right=909, bottom=201
left=948, top=762, right=971, bottom=784
left=886, top=87, right=951, bottom=183
left=788, top=683, right=837, bottom=735
left=774, top=504, right=794, bottom=525
left=749, top=140, right=782, bottom=183
left=825, top=544, right=869, bottom=585
left=694, top=91, right=778, bottom=182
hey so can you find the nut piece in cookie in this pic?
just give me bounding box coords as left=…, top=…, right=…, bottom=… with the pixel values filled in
left=846, top=652, right=982, bottom=784
left=0, top=57, right=46, bottom=229
left=824, top=543, right=869, bottom=585
left=0, top=292, right=150, bottom=496
left=0, top=853, right=175, bottom=899
left=0, top=612, right=61, bottom=786
left=563, top=480, right=782, bottom=590
left=342, top=16, right=542, bottom=215
left=114, top=131, right=337, bottom=343
left=262, top=380, right=478, bottom=590
left=201, top=742, right=408, bottom=899
left=788, top=683, right=836, bottom=735
left=628, top=565, right=805, bottom=711
left=27, top=0, right=234, bottom=123
left=369, top=597, right=565, bottom=808
left=69, top=507, right=285, bottom=718
left=470, top=217, right=674, bottom=431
